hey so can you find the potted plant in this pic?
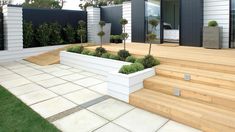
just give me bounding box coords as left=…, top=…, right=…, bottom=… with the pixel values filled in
left=203, top=20, right=221, bottom=49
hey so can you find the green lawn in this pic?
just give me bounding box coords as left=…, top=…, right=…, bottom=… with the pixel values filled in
left=0, top=85, right=60, bottom=132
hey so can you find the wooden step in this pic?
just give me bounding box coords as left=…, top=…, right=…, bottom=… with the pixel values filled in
left=156, top=65, right=235, bottom=89
left=159, top=57, right=235, bottom=74
left=144, top=76, right=235, bottom=110
left=130, top=89, right=235, bottom=132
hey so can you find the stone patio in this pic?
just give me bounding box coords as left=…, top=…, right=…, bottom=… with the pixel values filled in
left=0, top=60, right=202, bottom=132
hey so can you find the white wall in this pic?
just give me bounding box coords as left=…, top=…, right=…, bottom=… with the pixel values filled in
left=122, top=2, right=132, bottom=42
left=204, top=0, right=230, bottom=48
left=2, top=5, right=23, bottom=51
left=87, top=7, right=101, bottom=43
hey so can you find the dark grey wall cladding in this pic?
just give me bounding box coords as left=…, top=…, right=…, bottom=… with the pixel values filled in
left=101, top=5, right=122, bottom=35
left=131, top=0, right=145, bottom=42
left=23, top=8, right=87, bottom=28
left=180, top=0, right=203, bottom=47
left=0, top=12, right=4, bottom=50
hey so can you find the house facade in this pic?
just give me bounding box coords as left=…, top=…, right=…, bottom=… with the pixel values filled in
left=129, top=0, right=234, bottom=48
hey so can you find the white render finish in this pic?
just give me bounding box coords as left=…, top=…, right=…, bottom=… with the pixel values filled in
left=92, top=23, right=111, bottom=45
left=87, top=7, right=101, bottom=43
left=122, top=2, right=132, bottom=42
left=203, top=0, right=230, bottom=48
left=2, top=5, right=23, bottom=51
left=108, top=68, right=155, bottom=102
left=60, top=51, right=131, bottom=76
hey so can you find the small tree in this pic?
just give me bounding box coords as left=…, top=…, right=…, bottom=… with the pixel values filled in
left=97, top=21, right=106, bottom=48
left=147, top=19, right=158, bottom=55
left=120, top=18, right=128, bottom=50
left=77, top=20, right=86, bottom=46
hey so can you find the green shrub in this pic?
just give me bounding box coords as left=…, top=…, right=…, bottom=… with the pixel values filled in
left=67, top=45, right=84, bottom=53
left=109, top=54, right=120, bottom=60
left=81, top=49, right=90, bottom=55
left=36, top=23, right=52, bottom=46
left=142, top=55, right=160, bottom=68
left=126, top=56, right=136, bottom=63
left=208, top=21, right=218, bottom=27
left=63, top=24, right=76, bottom=43
left=119, top=63, right=144, bottom=74
left=95, top=47, right=107, bottom=56
left=50, top=22, right=63, bottom=45
left=88, top=51, right=97, bottom=56
left=23, top=21, right=34, bottom=48
left=135, top=58, right=143, bottom=64
left=101, top=53, right=111, bottom=58
left=118, top=50, right=130, bottom=61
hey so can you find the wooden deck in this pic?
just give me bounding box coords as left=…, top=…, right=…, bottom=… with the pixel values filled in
left=87, top=43, right=235, bottom=67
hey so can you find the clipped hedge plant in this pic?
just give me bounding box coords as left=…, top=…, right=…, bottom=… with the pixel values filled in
left=118, top=50, right=130, bottom=61
left=208, top=20, right=218, bottom=27
left=141, top=55, right=160, bottom=68
left=36, top=23, right=52, bottom=46
left=67, top=45, right=84, bottom=53
left=50, top=22, right=63, bottom=45
left=119, top=63, right=144, bottom=74
left=126, top=56, right=136, bottom=63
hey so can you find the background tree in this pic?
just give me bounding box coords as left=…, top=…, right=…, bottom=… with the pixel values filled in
left=0, top=0, right=12, bottom=6
left=23, top=0, right=65, bottom=9
left=147, top=19, right=158, bottom=55
left=77, top=20, right=86, bottom=46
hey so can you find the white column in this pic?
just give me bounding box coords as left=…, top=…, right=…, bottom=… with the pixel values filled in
left=203, top=0, right=230, bottom=48
left=87, top=7, right=100, bottom=43
left=122, top=2, right=132, bottom=43
left=2, top=5, right=23, bottom=51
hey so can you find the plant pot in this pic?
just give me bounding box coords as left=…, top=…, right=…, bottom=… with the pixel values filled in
left=203, top=27, right=221, bottom=49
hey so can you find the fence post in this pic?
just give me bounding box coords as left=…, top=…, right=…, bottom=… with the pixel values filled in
left=122, top=2, right=132, bottom=43
left=2, top=5, right=23, bottom=51
left=87, top=7, right=100, bottom=43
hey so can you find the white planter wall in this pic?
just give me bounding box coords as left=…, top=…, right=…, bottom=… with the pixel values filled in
left=108, top=68, right=155, bottom=102
left=2, top=5, right=23, bottom=51
left=204, top=0, right=230, bottom=48
left=60, top=51, right=131, bottom=76
left=122, top=2, right=132, bottom=42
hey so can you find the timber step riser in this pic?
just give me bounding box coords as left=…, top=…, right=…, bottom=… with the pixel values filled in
left=159, top=58, right=235, bottom=75
left=144, top=80, right=235, bottom=110
left=130, top=95, right=235, bottom=132
left=156, top=69, right=235, bottom=90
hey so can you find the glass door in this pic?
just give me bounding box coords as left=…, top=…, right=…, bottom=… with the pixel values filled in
left=231, top=0, right=235, bottom=48
left=145, top=0, right=161, bottom=43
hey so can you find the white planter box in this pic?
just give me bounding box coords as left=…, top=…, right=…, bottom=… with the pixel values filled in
left=108, top=68, right=155, bottom=102
left=60, top=51, right=131, bottom=76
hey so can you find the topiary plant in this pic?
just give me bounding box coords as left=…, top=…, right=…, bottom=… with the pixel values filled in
left=142, top=55, right=160, bottom=68
left=23, top=21, right=34, bottom=48
left=126, top=56, right=136, bottom=63
left=147, top=19, right=158, bottom=55
left=77, top=20, right=86, bottom=46
left=118, top=49, right=130, bottom=61
left=98, top=21, right=106, bottom=48
left=208, top=20, right=218, bottom=27
left=120, top=18, right=128, bottom=50
left=95, top=47, right=107, bottom=57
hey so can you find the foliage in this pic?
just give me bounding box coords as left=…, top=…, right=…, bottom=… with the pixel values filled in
left=99, top=21, right=106, bottom=28
left=98, top=21, right=106, bottom=47
left=208, top=20, right=218, bottom=27
left=101, top=53, right=111, bottom=58
left=23, top=21, right=34, bottom=48
left=0, top=0, right=12, bottom=6
left=95, top=47, right=107, bottom=56
left=77, top=20, right=87, bottom=45
left=110, top=35, right=121, bottom=43
left=126, top=56, right=136, bottom=63
left=0, top=85, right=59, bottom=132
left=109, top=54, right=120, bottom=60
left=119, top=63, right=144, bottom=74
left=63, top=24, right=76, bottom=43
left=81, top=49, right=90, bottom=55
left=36, top=23, right=52, bottom=46
left=97, top=31, right=105, bottom=37
left=120, top=18, right=128, bottom=50
left=147, top=19, right=158, bottom=55
left=50, top=22, right=63, bottom=45
left=135, top=58, right=144, bottom=64
left=23, top=0, right=64, bottom=9
left=88, top=51, right=97, bottom=56
left=118, top=49, right=130, bottom=61
left=67, top=45, right=84, bottom=53
left=142, top=55, right=160, bottom=68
